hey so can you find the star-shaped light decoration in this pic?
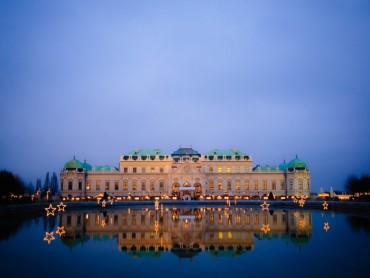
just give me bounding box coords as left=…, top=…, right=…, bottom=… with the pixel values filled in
left=299, top=217, right=306, bottom=228
left=298, top=198, right=305, bottom=207
left=45, top=204, right=56, bottom=216
left=294, top=211, right=299, bottom=217
left=323, top=221, right=330, bottom=232
left=57, top=202, right=66, bottom=212
left=261, top=224, right=271, bottom=234
left=101, top=219, right=106, bottom=228
left=322, top=201, right=329, bottom=210
left=56, top=226, right=65, bottom=237
left=260, top=201, right=270, bottom=211
left=43, top=231, right=55, bottom=244
left=101, top=200, right=106, bottom=208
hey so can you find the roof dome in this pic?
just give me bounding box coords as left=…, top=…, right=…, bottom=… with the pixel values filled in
left=82, top=159, right=92, bottom=171
left=64, top=156, right=84, bottom=171
left=287, top=156, right=307, bottom=171
left=279, top=160, right=288, bottom=171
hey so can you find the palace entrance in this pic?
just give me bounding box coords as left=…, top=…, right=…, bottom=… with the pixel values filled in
left=172, top=182, right=202, bottom=200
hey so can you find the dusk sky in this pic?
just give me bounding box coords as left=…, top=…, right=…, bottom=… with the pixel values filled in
left=1, top=0, right=369, bottom=192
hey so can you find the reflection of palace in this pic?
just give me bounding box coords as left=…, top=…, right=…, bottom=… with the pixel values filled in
left=59, top=208, right=312, bottom=257
left=60, top=147, right=310, bottom=199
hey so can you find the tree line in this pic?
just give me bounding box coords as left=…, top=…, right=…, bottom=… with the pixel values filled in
left=345, top=174, right=370, bottom=196
left=0, top=169, right=59, bottom=200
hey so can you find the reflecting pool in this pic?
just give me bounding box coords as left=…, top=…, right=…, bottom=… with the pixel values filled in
left=1, top=205, right=369, bottom=278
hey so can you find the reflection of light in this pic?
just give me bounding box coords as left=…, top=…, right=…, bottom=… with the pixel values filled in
left=322, top=201, right=329, bottom=210
left=260, top=201, right=270, bottom=211
left=299, top=217, right=306, bottom=228
left=56, top=226, right=65, bottom=237
left=294, top=211, right=299, bottom=217
left=101, top=200, right=106, bottom=207
left=154, top=199, right=159, bottom=211
left=101, top=219, right=106, bottom=228
left=86, top=214, right=89, bottom=219
left=324, top=221, right=330, bottom=232
left=43, top=232, right=55, bottom=244
left=298, top=199, right=305, bottom=207
left=57, top=202, right=66, bottom=212
left=45, top=204, right=56, bottom=216
left=261, top=224, right=271, bottom=234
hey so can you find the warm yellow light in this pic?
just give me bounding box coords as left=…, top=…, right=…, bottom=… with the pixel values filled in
left=57, top=202, right=66, bottom=212
left=101, top=200, right=106, bottom=207
left=43, top=231, right=55, bottom=244
left=298, top=199, right=305, bottom=207
left=45, top=204, right=56, bottom=216
left=322, top=201, right=329, bottom=210
left=56, top=226, right=65, bottom=237
left=323, top=221, right=330, bottom=232
left=261, top=224, right=271, bottom=234
left=260, top=201, right=270, bottom=211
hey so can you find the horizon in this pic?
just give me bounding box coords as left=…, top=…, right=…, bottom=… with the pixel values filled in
left=1, top=1, right=369, bottom=192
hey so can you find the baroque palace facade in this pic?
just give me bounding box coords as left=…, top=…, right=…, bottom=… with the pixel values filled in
left=60, top=147, right=310, bottom=200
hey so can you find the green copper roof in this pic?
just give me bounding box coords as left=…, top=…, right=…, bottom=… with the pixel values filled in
left=127, top=149, right=167, bottom=157
left=253, top=165, right=280, bottom=172
left=93, top=165, right=119, bottom=172
left=64, top=156, right=84, bottom=170
left=279, top=160, right=288, bottom=171
left=82, top=160, right=92, bottom=171
left=287, top=156, right=307, bottom=171
left=205, top=149, right=248, bottom=158
left=171, top=147, right=200, bottom=157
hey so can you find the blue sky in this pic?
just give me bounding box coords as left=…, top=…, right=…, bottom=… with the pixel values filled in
left=1, top=0, right=369, bottom=192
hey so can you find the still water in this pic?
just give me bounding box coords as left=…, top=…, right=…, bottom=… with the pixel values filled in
left=1, top=205, right=369, bottom=278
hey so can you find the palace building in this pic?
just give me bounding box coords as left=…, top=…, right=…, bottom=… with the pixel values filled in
left=60, top=147, right=310, bottom=200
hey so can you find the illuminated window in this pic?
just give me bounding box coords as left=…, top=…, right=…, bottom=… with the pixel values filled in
left=244, top=180, right=250, bottom=190
left=245, top=214, right=250, bottom=224
left=236, top=214, right=241, bottom=224
left=123, top=180, right=128, bottom=190
left=255, top=214, right=259, bottom=225
left=228, top=231, right=232, bottom=239
left=132, top=181, right=137, bottom=191
left=86, top=181, right=91, bottom=190
left=142, top=167, right=146, bottom=173
left=122, top=215, right=127, bottom=225
left=209, top=214, right=214, bottom=223
left=227, top=181, right=231, bottom=191
left=218, top=214, right=223, bottom=224
left=218, top=181, right=223, bottom=190
left=141, top=181, right=146, bottom=191
left=217, top=167, right=222, bottom=173
left=219, top=232, right=224, bottom=239
left=209, top=180, right=214, bottom=190
left=263, top=180, right=267, bottom=190
left=236, top=180, right=240, bottom=190
left=150, top=180, right=155, bottom=191
left=150, top=167, right=155, bottom=173
left=272, top=180, right=276, bottom=190
left=235, top=167, right=240, bottom=173
left=115, top=181, right=119, bottom=190
left=105, top=181, right=110, bottom=191
left=253, top=180, right=258, bottom=190
left=209, top=167, right=213, bottom=173
left=226, top=167, right=231, bottom=173
left=96, top=181, right=100, bottom=191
